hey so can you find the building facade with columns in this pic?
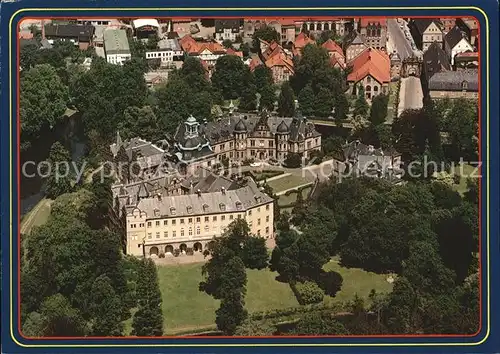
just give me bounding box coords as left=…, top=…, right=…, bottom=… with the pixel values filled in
left=125, top=179, right=274, bottom=257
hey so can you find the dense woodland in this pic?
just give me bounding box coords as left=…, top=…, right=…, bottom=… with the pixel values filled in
left=19, top=28, right=480, bottom=336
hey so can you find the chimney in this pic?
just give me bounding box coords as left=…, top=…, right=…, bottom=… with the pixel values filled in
left=197, top=189, right=201, bottom=197
left=221, top=187, right=226, bottom=195
left=41, top=19, right=46, bottom=40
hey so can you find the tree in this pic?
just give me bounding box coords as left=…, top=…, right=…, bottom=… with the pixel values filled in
left=20, top=64, right=69, bottom=150
left=369, top=94, right=389, bottom=125
left=297, top=84, right=316, bottom=116
left=89, top=275, right=123, bottom=336
left=444, top=99, right=478, bottom=160
left=222, top=39, right=234, bottom=49
left=294, top=312, right=349, bottom=335
left=119, top=106, right=163, bottom=142
left=20, top=43, right=40, bottom=70
left=353, top=85, right=369, bottom=118
left=215, top=288, right=248, bottom=335
left=241, top=236, right=269, bottom=270
left=252, top=25, right=280, bottom=52
left=45, top=142, right=72, bottom=199
left=283, top=153, right=302, bottom=168
left=314, top=87, right=335, bottom=117
left=235, top=319, right=276, bottom=336
left=132, top=259, right=163, bottom=336
left=253, top=65, right=275, bottom=111
left=212, top=55, right=251, bottom=100
left=333, top=90, right=349, bottom=121
left=294, top=281, right=324, bottom=305
left=180, top=57, right=211, bottom=92
left=238, top=67, right=258, bottom=111
left=240, top=42, right=252, bottom=58
left=39, top=294, right=87, bottom=336
left=316, top=30, right=340, bottom=45
left=278, top=81, right=296, bottom=117
left=146, top=33, right=159, bottom=50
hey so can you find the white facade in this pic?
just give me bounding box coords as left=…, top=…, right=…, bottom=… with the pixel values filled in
left=145, top=49, right=184, bottom=64
left=196, top=49, right=225, bottom=66
left=216, top=29, right=237, bottom=42
left=450, top=38, right=474, bottom=65
left=106, top=53, right=132, bottom=65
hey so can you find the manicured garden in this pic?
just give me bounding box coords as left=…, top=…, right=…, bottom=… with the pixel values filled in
left=267, top=175, right=310, bottom=193
left=154, top=258, right=393, bottom=334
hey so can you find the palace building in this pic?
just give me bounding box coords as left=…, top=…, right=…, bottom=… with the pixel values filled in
left=167, top=110, right=322, bottom=173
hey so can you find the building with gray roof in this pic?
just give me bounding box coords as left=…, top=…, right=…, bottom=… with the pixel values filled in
left=103, top=29, right=131, bottom=65
left=428, top=69, right=478, bottom=100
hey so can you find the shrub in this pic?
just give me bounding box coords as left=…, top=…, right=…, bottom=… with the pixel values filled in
left=316, top=271, right=343, bottom=297
left=283, top=153, right=302, bottom=168
left=293, top=281, right=325, bottom=305
left=158, top=252, right=165, bottom=258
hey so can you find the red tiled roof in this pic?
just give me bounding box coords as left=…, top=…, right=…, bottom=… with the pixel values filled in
left=265, top=52, right=294, bottom=73
left=322, top=39, right=343, bottom=56
left=180, top=35, right=226, bottom=55
left=360, top=17, right=387, bottom=27
left=249, top=56, right=264, bottom=71
left=347, top=47, right=390, bottom=84
left=262, top=41, right=284, bottom=60
left=226, top=48, right=243, bottom=57
left=330, top=55, right=345, bottom=69
left=455, top=51, right=478, bottom=58
left=294, top=32, right=314, bottom=48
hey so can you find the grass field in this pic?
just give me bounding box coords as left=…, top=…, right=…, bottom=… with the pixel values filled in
left=267, top=175, right=309, bottom=193
left=20, top=198, right=52, bottom=235
left=157, top=263, right=297, bottom=334
left=156, top=257, right=393, bottom=334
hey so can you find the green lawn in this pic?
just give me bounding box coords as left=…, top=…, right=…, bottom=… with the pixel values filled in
left=267, top=175, right=310, bottom=193
left=157, top=263, right=298, bottom=334
left=278, top=193, right=297, bottom=207
left=156, top=257, right=393, bottom=334
left=20, top=198, right=52, bottom=235
left=323, top=258, right=394, bottom=305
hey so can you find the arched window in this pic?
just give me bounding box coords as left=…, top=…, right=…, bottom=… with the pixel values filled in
left=316, top=23, right=321, bottom=31
left=377, top=28, right=381, bottom=36
left=374, top=86, right=379, bottom=92
left=365, top=85, right=372, bottom=92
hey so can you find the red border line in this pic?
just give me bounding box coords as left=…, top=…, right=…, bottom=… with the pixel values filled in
left=16, top=15, right=483, bottom=341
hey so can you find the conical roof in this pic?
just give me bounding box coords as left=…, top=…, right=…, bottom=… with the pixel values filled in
left=234, top=118, right=247, bottom=132
left=276, top=120, right=289, bottom=133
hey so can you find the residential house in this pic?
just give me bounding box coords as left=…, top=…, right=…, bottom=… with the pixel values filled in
left=454, top=52, right=479, bottom=70
left=440, top=18, right=457, bottom=33
left=292, top=32, right=314, bottom=56
left=264, top=52, right=294, bottom=83
left=456, top=17, right=479, bottom=47
left=428, top=69, right=478, bottom=100
left=144, top=70, right=170, bottom=88
left=214, top=19, right=241, bottom=43
left=444, top=26, right=474, bottom=65
left=409, top=18, right=443, bottom=52
left=103, top=29, right=131, bottom=65
left=322, top=39, right=345, bottom=68
left=422, top=42, right=452, bottom=85
left=344, top=32, right=368, bottom=62
left=358, top=17, right=387, bottom=50
left=347, top=47, right=390, bottom=101
left=179, top=35, right=228, bottom=68
left=43, top=23, right=95, bottom=50
left=145, top=38, right=184, bottom=67
left=132, top=19, right=160, bottom=39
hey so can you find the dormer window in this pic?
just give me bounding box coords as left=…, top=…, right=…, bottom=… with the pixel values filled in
left=219, top=203, right=226, bottom=211
left=187, top=206, right=193, bottom=214
left=154, top=208, right=160, bottom=217
left=203, top=204, right=209, bottom=212
left=236, top=201, right=242, bottom=210
left=462, top=80, right=468, bottom=90
left=170, top=207, right=176, bottom=215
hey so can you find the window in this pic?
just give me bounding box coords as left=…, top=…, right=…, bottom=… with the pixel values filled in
left=172, top=230, right=176, bottom=237
left=251, top=140, right=255, bottom=147
left=196, top=217, right=201, bottom=223
left=147, top=233, right=152, bottom=239
left=266, top=226, right=270, bottom=234
left=170, top=207, right=176, bottom=215
left=180, top=218, right=185, bottom=224
left=257, top=207, right=261, bottom=213
left=219, top=203, right=226, bottom=211
left=236, top=201, right=242, bottom=210
left=164, top=231, right=168, bottom=238
left=205, top=216, right=209, bottom=222
left=221, top=215, right=226, bottom=221
left=257, top=229, right=261, bottom=236
left=188, top=218, right=193, bottom=224
left=189, top=228, right=193, bottom=236
left=205, top=225, right=209, bottom=233
left=266, top=215, right=270, bottom=222
left=172, top=219, right=176, bottom=226
left=213, top=216, right=217, bottom=222
left=266, top=204, right=270, bottom=211
left=203, top=204, right=209, bottom=212
left=156, top=221, right=160, bottom=226
left=230, top=215, right=234, bottom=220
left=181, top=229, right=185, bottom=237
left=367, top=76, right=371, bottom=84
left=156, top=232, right=160, bottom=239
left=238, top=214, right=242, bottom=219
left=187, top=206, right=193, bottom=214
left=248, top=221, right=253, bottom=227
left=258, top=218, right=261, bottom=226
left=248, top=210, right=252, bottom=216
left=462, top=81, right=468, bottom=90
left=196, top=227, right=201, bottom=235
left=164, top=220, right=168, bottom=226
left=374, top=86, right=379, bottom=92
left=147, top=222, right=152, bottom=227
left=139, top=223, right=144, bottom=227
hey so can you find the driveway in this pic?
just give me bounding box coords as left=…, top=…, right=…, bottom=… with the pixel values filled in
left=398, top=76, right=424, bottom=116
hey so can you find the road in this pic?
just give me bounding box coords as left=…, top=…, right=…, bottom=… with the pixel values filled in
left=398, top=76, right=424, bottom=116
left=387, top=19, right=420, bottom=60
